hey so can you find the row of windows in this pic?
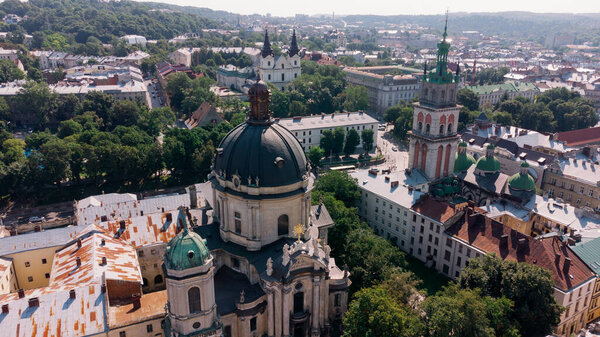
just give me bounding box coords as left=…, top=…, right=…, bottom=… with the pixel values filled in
left=24, top=259, right=48, bottom=267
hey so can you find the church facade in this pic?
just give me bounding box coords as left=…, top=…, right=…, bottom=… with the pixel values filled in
left=163, top=80, right=349, bottom=337
left=257, top=30, right=302, bottom=91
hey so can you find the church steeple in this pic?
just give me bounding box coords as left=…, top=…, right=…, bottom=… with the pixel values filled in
left=261, top=29, right=273, bottom=58
left=289, top=29, right=299, bottom=57
left=427, top=11, right=453, bottom=85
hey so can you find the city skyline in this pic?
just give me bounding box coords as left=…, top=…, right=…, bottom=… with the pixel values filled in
left=137, top=0, right=600, bottom=17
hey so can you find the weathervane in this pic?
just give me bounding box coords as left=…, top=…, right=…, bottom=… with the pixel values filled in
left=293, top=223, right=305, bottom=242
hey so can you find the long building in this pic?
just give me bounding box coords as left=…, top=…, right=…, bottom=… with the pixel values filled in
left=275, top=111, right=379, bottom=153
left=343, top=66, right=420, bottom=115
left=464, top=81, right=539, bottom=107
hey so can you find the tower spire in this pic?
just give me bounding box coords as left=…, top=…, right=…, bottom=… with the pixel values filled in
left=443, top=10, right=448, bottom=41
left=289, top=29, right=299, bottom=57
left=261, top=29, right=273, bottom=58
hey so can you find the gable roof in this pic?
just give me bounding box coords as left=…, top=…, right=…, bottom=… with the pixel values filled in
left=572, top=236, right=600, bottom=275
left=557, top=126, right=600, bottom=147
left=446, top=211, right=595, bottom=292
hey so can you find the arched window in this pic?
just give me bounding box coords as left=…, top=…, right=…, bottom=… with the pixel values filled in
left=154, top=274, right=163, bottom=284
left=281, top=73, right=285, bottom=81
left=447, top=123, right=453, bottom=134
left=439, top=124, right=444, bottom=135
left=425, top=124, right=430, bottom=134
left=281, top=64, right=284, bottom=69
left=188, top=287, right=201, bottom=314
left=278, top=215, right=289, bottom=236
left=294, top=292, right=304, bottom=314
left=441, top=90, right=445, bottom=101
left=418, top=121, right=423, bottom=132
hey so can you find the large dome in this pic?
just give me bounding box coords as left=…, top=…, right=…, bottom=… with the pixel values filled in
left=213, top=119, right=308, bottom=188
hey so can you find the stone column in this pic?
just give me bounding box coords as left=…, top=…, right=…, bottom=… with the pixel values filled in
left=282, top=286, right=291, bottom=337
left=267, top=289, right=275, bottom=337
left=274, top=288, right=282, bottom=337
left=311, top=276, right=321, bottom=336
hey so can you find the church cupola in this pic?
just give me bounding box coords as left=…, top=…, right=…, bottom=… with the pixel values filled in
left=248, top=80, right=272, bottom=125
left=289, top=29, right=300, bottom=57
left=261, top=30, right=273, bottom=58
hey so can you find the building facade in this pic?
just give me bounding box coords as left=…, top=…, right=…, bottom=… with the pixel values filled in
left=343, top=66, right=419, bottom=115
left=257, top=30, right=302, bottom=91
left=276, top=112, right=379, bottom=153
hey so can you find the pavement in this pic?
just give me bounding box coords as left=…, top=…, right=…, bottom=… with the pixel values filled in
left=145, top=78, right=167, bottom=110
left=376, top=125, right=410, bottom=172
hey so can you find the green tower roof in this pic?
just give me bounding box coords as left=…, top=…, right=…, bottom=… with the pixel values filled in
left=454, top=152, right=476, bottom=173
left=475, top=155, right=501, bottom=173
left=459, top=141, right=467, bottom=147
left=508, top=172, right=536, bottom=192
left=165, top=210, right=211, bottom=271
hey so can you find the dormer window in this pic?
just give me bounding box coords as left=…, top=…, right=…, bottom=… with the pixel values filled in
left=281, top=64, right=284, bottom=69
left=267, top=61, right=270, bottom=66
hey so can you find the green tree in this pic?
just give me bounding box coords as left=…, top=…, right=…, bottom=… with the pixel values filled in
left=343, top=287, right=418, bottom=337
left=108, top=100, right=140, bottom=128
left=332, top=127, right=345, bottom=157
left=361, top=129, right=374, bottom=153
left=0, top=59, right=25, bottom=83
left=307, top=146, right=324, bottom=168
left=493, top=111, right=514, bottom=125
left=2, top=138, right=26, bottom=164
left=384, top=104, right=403, bottom=123
left=392, top=106, right=414, bottom=140
left=320, top=129, right=335, bottom=157
left=57, top=120, right=83, bottom=138
left=13, top=81, right=58, bottom=129
left=313, top=171, right=360, bottom=207
left=0, top=96, right=10, bottom=121
left=423, top=285, right=495, bottom=337
left=457, top=88, right=479, bottom=111
left=342, top=85, right=369, bottom=111
left=458, top=254, right=562, bottom=337
left=137, top=107, right=175, bottom=137
left=40, top=139, right=71, bottom=187
left=42, top=33, right=70, bottom=51
left=343, top=129, right=361, bottom=156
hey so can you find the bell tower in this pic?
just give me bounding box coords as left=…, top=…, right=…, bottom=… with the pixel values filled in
left=408, top=14, right=461, bottom=180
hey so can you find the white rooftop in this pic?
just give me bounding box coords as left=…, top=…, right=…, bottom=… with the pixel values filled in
left=350, top=168, right=428, bottom=209
left=0, top=226, right=82, bottom=256
left=277, top=112, right=378, bottom=131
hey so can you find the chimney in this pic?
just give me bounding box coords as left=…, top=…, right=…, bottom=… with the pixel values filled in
left=564, top=257, right=572, bottom=272
left=1, top=304, right=8, bottom=314
left=69, top=289, right=76, bottom=299
left=34, top=225, right=41, bottom=232
left=18, top=289, right=24, bottom=298
left=132, top=294, right=141, bottom=310
left=119, top=220, right=126, bottom=230
left=76, top=257, right=81, bottom=267
left=101, top=257, right=107, bottom=265
left=77, top=238, right=82, bottom=248
left=100, top=239, right=105, bottom=246
left=9, top=229, right=17, bottom=236
left=28, top=298, right=39, bottom=308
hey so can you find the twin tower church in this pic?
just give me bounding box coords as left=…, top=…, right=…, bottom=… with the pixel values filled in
left=161, top=20, right=470, bottom=337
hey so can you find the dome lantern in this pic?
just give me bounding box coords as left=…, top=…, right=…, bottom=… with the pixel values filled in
left=248, top=80, right=272, bottom=125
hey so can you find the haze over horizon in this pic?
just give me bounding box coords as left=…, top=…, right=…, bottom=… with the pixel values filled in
left=136, top=0, right=600, bottom=17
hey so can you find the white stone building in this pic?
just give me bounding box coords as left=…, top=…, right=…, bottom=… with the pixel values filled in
left=276, top=112, right=379, bottom=153
left=257, top=30, right=301, bottom=91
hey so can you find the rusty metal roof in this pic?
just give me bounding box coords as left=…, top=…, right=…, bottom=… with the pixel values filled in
left=50, top=224, right=142, bottom=286
left=0, top=283, right=107, bottom=337
left=97, top=210, right=184, bottom=248
left=107, top=290, right=167, bottom=329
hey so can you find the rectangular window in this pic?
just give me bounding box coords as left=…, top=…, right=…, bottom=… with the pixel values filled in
left=224, top=326, right=232, bottom=337
left=457, top=257, right=462, bottom=267
left=444, top=250, right=451, bottom=261
left=334, top=294, right=341, bottom=307
left=25, top=262, right=30, bottom=268
left=146, top=324, right=153, bottom=333
left=120, top=332, right=126, bottom=337
left=232, top=257, right=240, bottom=270
left=250, top=317, right=257, bottom=331
left=41, top=259, right=47, bottom=264
left=45, top=273, right=50, bottom=279
left=420, top=226, right=424, bottom=234
left=443, top=264, right=449, bottom=274
left=418, top=248, right=422, bottom=255
left=446, top=238, right=452, bottom=247
left=234, top=211, right=241, bottom=234
left=419, top=236, right=423, bottom=244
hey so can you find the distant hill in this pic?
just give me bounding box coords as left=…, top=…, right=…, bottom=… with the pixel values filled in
left=0, top=0, right=223, bottom=43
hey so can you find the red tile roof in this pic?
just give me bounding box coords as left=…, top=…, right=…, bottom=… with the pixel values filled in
left=557, top=126, right=600, bottom=147
left=411, top=195, right=457, bottom=224
left=446, top=210, right=595, bottom=292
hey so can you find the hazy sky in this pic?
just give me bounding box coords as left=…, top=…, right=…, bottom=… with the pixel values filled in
left=137, top=0, right=600, bottom=16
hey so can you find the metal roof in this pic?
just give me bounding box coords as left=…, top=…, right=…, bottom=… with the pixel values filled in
left=0, top=226, right=82, bottom=256
left=572, top=236, right=600, bottom=275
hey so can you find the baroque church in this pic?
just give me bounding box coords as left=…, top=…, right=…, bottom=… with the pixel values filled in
left=257, top=30, right=302, bottom=91
left=163, top=80, right=349, bottom=337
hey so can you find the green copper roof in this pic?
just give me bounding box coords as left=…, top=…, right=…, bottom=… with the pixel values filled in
left=459, top=141, right=468, bottom=147
left=508, top=171, right=536, bottom=191
left=454, top=152, right=476, bottom=173
left=165, top=211, right=211, bottom=270
left=572, top=237, right=600, bottom=275
left=520, top=161, right=530, bottom=168
left=475, top=155, right=500, bottom=172
left=464, top=81, right=539, bottom=96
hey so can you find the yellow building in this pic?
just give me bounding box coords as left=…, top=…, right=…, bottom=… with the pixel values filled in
left=0, top=257, right=17, bottom=295
left=6, top=247, right=56, bottom=290
left=543, top=157, right=600, bottom=211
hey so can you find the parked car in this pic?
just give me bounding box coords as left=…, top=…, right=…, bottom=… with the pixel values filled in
left=29, top=216, right=45, bottom=223
left=392, top=146, right=398, bottom=152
